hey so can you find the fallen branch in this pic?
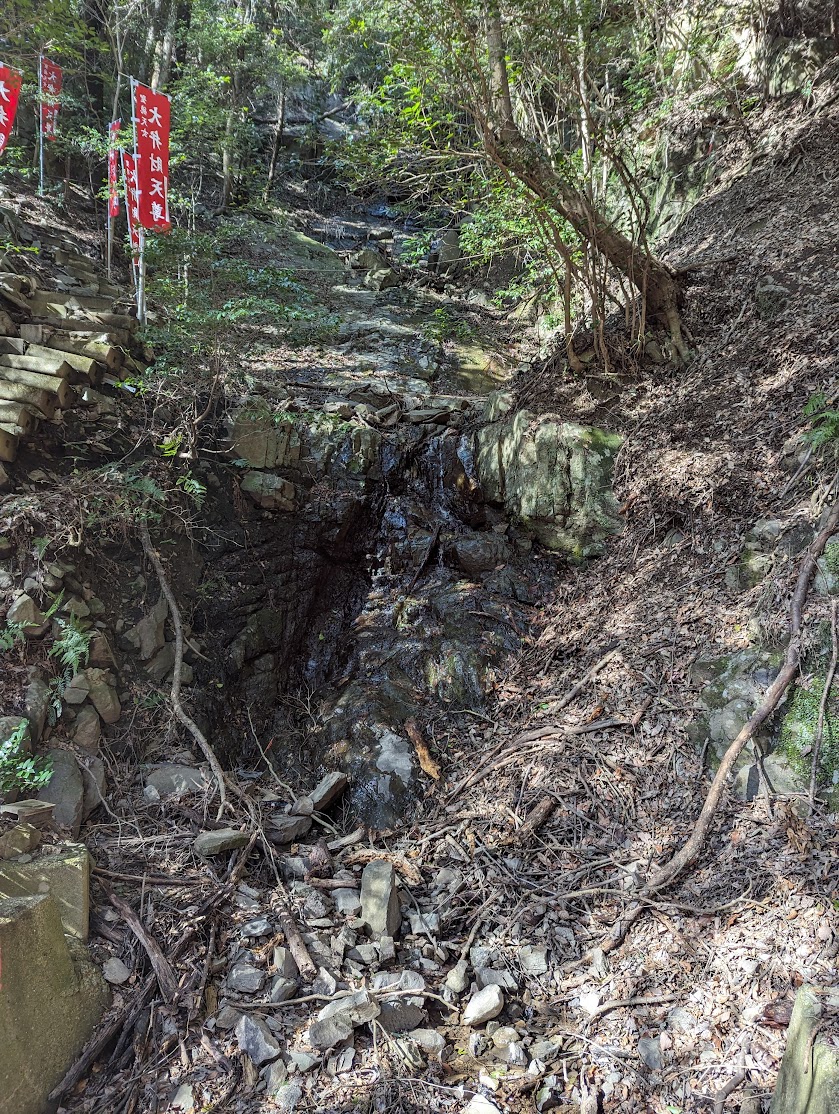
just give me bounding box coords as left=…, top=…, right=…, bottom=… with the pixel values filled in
left=601, top=487, right=839, bottom=952
left=106, top=887, right=180, bottom=1004
left=585, top=992, right=679, bottom=1024
left=140, top=520, right=227, bottom=820
left=547, top=645, right=619, bottom=714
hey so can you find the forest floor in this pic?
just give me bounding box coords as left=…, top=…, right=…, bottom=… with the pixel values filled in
left=5, top=89, right=839, bottom=1114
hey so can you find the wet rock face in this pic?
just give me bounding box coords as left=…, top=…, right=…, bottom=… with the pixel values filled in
left=474, top=411, right=623, bottom=558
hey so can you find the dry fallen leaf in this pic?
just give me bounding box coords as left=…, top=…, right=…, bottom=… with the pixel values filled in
left=405, top=717, right=441, bottom=780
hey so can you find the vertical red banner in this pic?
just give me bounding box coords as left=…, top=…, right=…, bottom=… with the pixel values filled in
left=39, top=57, right=62, bottom=140
left=132, top=82, right=171, bottom=231
left=108, top=120, right=121, bottom=217
left=121, top=150, right=143, bottom=265
left=0, top=64, right=22, bottom=156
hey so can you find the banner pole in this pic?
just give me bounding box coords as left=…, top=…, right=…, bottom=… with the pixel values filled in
left=37, top=56, right=44, bottom=196
left=129, top=78, right=145, bottom=324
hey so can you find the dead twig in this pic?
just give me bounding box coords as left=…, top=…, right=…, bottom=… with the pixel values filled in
left=586, top=992, right=679, bottom=1024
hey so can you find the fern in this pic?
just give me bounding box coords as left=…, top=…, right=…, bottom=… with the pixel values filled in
left=803, top=392, right=839, bottom=455
left=47, top=616, right=93, bottom=725
left=177, top=472, right=207, bottom=508
left=0, top=722, right=52, bottom=794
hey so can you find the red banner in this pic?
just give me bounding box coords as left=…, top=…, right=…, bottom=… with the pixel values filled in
left=108, top=120, right=121, bottom=217
left=39, top=57, right=62, bottom=141
left=121, top=150, right=143, bottom=265
left=0, top=64, right=22, bottom=157
left=132, top=81, right=170, bottom=231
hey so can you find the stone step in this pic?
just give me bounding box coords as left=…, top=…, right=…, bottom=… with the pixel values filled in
left=0, top=368, right=75, bottom=409
left=0, top=402, right=38, bottom=434
left=0, top=353, right=74, bottom=379
left=0, top=310, right=17, bottom=337
left=24, top=345, right=102, bottom=385
left=29, top=311, right=137, bottom=333
left=0, top=424, right=18, bottom=462
left=0, top=337, right=25, bottom=355
left=29, top=291, right=115, bottom=315
left=0, top=421, right=27, bottom=439
left=0, top=381, right=56, bottom=419
left=20, top=327, right=123, bottom=371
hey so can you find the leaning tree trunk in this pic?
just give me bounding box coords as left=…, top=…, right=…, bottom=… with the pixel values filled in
left=484, top=4, right=687, bottom=360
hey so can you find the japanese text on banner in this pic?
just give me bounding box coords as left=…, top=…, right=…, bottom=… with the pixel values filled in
left=40, top=57, right=62, bottom=141
left=0, top=64, right=22, bottom=156
left=121, top=150, right=143, bottom=265
left=108, top=120, right=121, bottom=218
left=132, top=82, right=171, bottom=231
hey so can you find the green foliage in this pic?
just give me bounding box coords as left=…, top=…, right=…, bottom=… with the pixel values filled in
left=780, top=675, right=839, bottom=784
left=802, top=393, right=839, bottom=454
left=0, top=722, right=52, bottom=795
left=0, top=619, right=27, bottom=653
left=422, top=307, right=471, bottom=342
left=47, top=615, right=93, bottom=723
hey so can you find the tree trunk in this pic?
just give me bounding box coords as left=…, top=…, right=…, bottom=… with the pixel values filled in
left=263, top=83, right=287, bottom=202
left=484, top=4, right=686, bottom=358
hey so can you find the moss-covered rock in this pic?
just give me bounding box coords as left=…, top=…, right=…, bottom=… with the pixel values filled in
left=770, top=985, right=839, bottom=1113
left=474, top=410, right=622, bottom=557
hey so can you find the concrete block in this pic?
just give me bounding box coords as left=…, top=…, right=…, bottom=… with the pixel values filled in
left=0, top=844, right=91, bottom=939
left=0, top=893, right=108, bottom=1114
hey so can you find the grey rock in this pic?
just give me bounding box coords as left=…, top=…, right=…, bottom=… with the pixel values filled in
left=240, top=916, right=272, bottom=937
left=273, top=946, right=299, bottom=979
left=445, top=958, right=469, bottom=993
left=377, top=935, right=396, bottom=963
left=83, top=668, right=121, bottom=723
left=262, top=1058, right=288, bottom=1096
left=371, top=970, right=425, bottom=995
left=227, top=962, right=265, bottom=993
left=215, top=1005, right=243, bottom=1029
left=0, top=822, right=40, bottom=858
left=408, top=910, right=439, bottom=936
left=346, top=943, right=377, bottom=965
left=463, top=1097, right=501, bottom=1114
left=270, top=976, right=298, bottom=1002
left=146, top=764, right=207, bottom=799
left=79, top=755, right=106, bottom=819
left=475, top=967, right=517, bottom=991
left=193, top=828, right=249, bottom=856
left=351, top=248, right=388, bottom=271
left=24, top=669, right=50, bottom=742
left=531, top=1037, right=562, bottom=1062
left=72, top=705, right=101, bottom=752
left=365, top=267, right=400, bottom=292
left=287, top=1050, right=318, bottom=1072
left=37, top=749, right=84, bottom=836
left=146, top=642, right=175, bottom=682
left=303, top=890, right=333, bottom=921
left=309, top=771, right=348, bottom=811
left=637, top=1036, right=663, bottom=1070
left=360, top=859, right=401, bottom=937
left=169, top=1083, right=194, bottom=1113
left=268, top=813, right=313, bottom=843
left=491, top=1025, right=520, bottom=1049
left=463, top=984, right=505, bottom=1026
left=62, top=673, right=90, bottom=705
left=236, top=1013, right=282, bottom=1065
left=308, top=1013, right=353, bottom=1051
left=7, top=594, right=47, bottom=636
left=124, top=596, right=168, bottom=659
left=310, top=990, right=380, bottom=1049
left=410, top=1028, right=446, bottom=1060
left=313, top=967, right=338, bottom=996
left=103, top=957, right=132, bottom=984
left=520, top=945, right=549, bottom=975
left=379, top=1001, right=426, bottom=1032
left=333, top=888, right=361, bottom=916
left=273, top=1082, right=304, bottom=1112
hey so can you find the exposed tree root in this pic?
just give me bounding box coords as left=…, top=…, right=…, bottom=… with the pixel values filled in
left=600, top=485, right=839, bottom=953
left=140, top=520, right=228, bottom=820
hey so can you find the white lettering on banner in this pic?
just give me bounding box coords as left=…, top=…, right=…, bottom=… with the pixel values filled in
left=149, top=179, right=164, bottom=198
left=149, top=131, right=161, bottom=150
left=151, top=202, right=165, bottom=222
left=0, top=82, right=9, bottom=102
left=150, top=156, right=162, bottom=172
left=148, top=106, right=162, bottom=126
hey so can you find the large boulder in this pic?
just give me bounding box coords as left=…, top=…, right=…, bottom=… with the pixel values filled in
left=474, top=411, right=622, bottom=557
